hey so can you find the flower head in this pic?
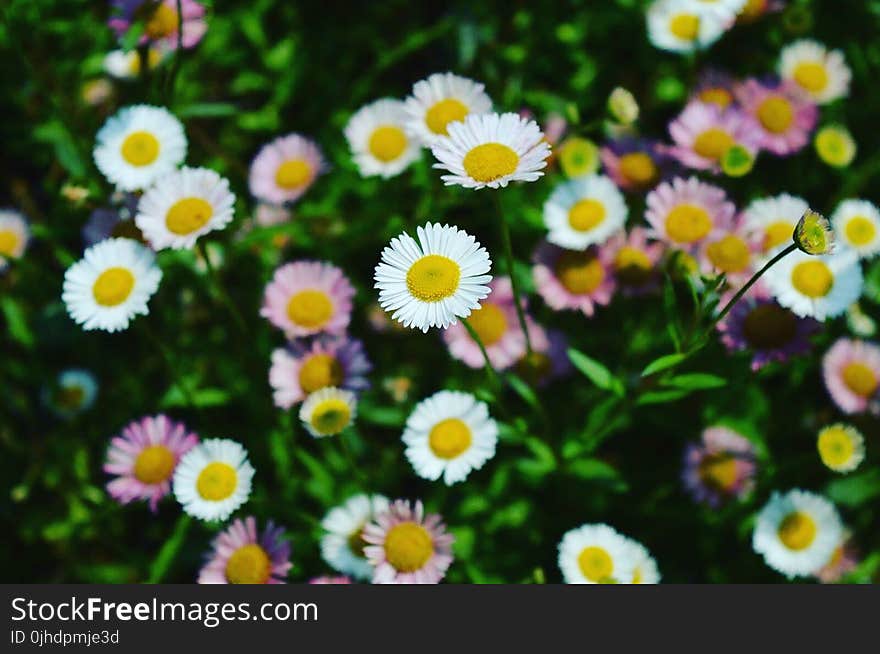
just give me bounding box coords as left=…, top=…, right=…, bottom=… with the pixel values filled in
left=742, top=193, right=808, bottom=253
left=668, top=101, right=761, bottom=172
left=604, top=227, right=666, bottom=295
left=543, top=175, right=628, bottom=251
left=299, top=387, right=357, bottom=437
left=735, top=79, right=818, bottom=156
left=43, top=369, right=99, bottom=419
left=321, top=494, right=390, bottom=580
left=600, top=138, right=674, bottom=192
left=815, top=124, right=856, bottom=168
left=817, top=424, right=865, bottom=473
left=0, top=209, right=30, bottom=270
left=404, top=72, right=493, bottom=146
left=198, top=517, right=291, bottom=584
left=249, top=133, right=326, bottom=205
left=763, top=249, right=861, bottom=320
left=558, top=136, right=600, bottom=179
left=794, top=209, right=835, bottom=255
left=344, top=99, right=420, bottom=178
left=645, top=176, right=736, bottom=252
left=607, top=87, right=639, bottom=125
left=822, top=339, right=880, bottom=414
left=532, top=242, right=615, bottom=317
left=109, top=0, right=207, bottom=50
left=647, top=0, right=731, bottom=53
left=173, top=438, right=254, bottom=522
left=779, top=39, right=851, bottom=105
left=831, top=200, right=880, bottom=258
left=682, top=426, right=757, bottom=507
left=558, top=524, right=638, bottom=584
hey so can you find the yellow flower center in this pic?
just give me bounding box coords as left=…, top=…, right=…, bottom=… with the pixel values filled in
left=764, top=221, right=795, bottom=250
left=298, top=354, right=343, bottom=394
left=275, top=159, right=312, bottom=190
left=286, top=290, right=333, bottom=329
left=742, top=303, right=797, bottom=349
left=309, top=398, right=351, bottom=435
left=793, top=62, right=829, bottom=93
left=406, top=254, right=461, bottom=302
left=92, top=267, right=135, bottom=307
left=165, top=197, right=214, bottom=235
left=698, top=453, right=738, bottom=492
left=0, top=229, right=20, bottom=257
left=425, top=98, right=469, bottom=136
left=757, top=96, right=794, bottom=134
left=368, top=125, right=408, bottom=162
left=618, top=152, right=658, bottom=187
left=693, top=128, right=735, bottom=162
left=841, top=362, right=878, bottom=398
left=777, top=511, right=817, bottom=551
left=120, top=131, right=160, bottom=167
left=462, top=143, right=519, bottom=183
left=577, top=546, right=614, bottom=583
left=384, top=522, right=433, bottom=573
left=133, top=445, right=176, bottom=484
left=706, top=234, right=751, bottom=273
left=196, top=462, right=238, bottom=501
left=466, top=303, right=508, bottom=346
left=614, top=246, right=653, bottom=286
left=845, top=216, right=876, bottom=247
left=669, top=13, right=700, bottom=40
left=555, top=250, right=605, bottom=294
left=665, top=204, right=712, bottom=244
left=145, top=3, right=179, bottom=39
left=428, top=417, right=473, bottom=459
left=818, top=426, right=856, bottom=469
left=790, top=260, right=833, bottom=298
left=698, top=88, right=734, bottom=109
left=567, top=199, right=607, bottom=232
left=225, top=544, right=272, bottom=584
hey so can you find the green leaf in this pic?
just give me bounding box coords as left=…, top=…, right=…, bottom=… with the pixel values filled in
left=636, top=389, right=692, bottom=405
left=662, top=373, right=727, bottom=390
left=567, top=458, right=619, bottom=480
left=505, top=373, right=540, bottom=410
left=826, top=468, right=880, bottom=507
left=0, top=296, right=33, bottom=348
left=641, top=352, right=688, bottom=377
left=147, top=515, right=191, bottom=583
left=567, top=348, right=624, bottom=396
left=177, top=102, right=239, bottom=118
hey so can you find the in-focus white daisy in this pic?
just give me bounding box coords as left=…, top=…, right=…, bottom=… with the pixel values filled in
left=173, top=438, right=254, bottom=522
left=543, top=175, right=627, bottom=250
left=374, top=222, right=492, bottom=332
left=431, top=112, right=550, bottom=189
left=103, top=48, right=165, bottom=80
left=321, top=494, right=390, bottom=580
left=831, top=199, right=880, bottom=259
left=135, top=167, right=236, bottom=250
left=742, top=193, right=809, bottom=253
left=94, top=105, right=187, bottom=191
left=646, top=0, right=729, bottom=54
left=627, top=539, right=661, bottom=584
left=404, top=72, right=493, bottom=146
left=763, top=249, right=862, bottom=320
left=0, top=209, right=30, bottom=270
left=752, top=489, right=843, bottom=578
left=344, top=98, right=421, bottom=178
left=299, top=386, right=357, bottom=437
left=403, top=390, right=498, bottom=485
left=558, top=523, right=638, bottom=584
left=62, top=238, right=162, bottom=332
left=779, top=39, right=851, bottom=105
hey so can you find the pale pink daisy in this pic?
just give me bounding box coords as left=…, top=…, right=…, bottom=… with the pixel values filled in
left=198, top=516, right=292, bottom=584
left=697, top=218, right=761, bottom=285
left=260, top=261, right=355, bottom=338
left=109, top=0, right=207, bottom=50
left=248, top=134, right=326, bottom=205
left=533, top=242, right=615, bottom=317
left=735, top=79, right=817, bottom=155
left=269, top=335, right=371, bottom=409
left=668, top=101, right=762, bottom=172
left=822, top=338, right=880, bottom=414
left=363, top=499, right=454, bottom=584
left=604, top=227, right=666, bottom=295
left=104, top=414, right=199, bottom=512
left=645, top=176, right=736, bottom=253
left=682, top=426, right=757, bottom=508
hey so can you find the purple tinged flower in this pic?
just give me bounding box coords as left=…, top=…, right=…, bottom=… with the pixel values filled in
left=198, top=516, right=292, bottom=584
left=682, top=426, right=757, bottom=507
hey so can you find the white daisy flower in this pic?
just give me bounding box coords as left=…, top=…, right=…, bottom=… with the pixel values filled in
left=742, top=193, right=809, bottom=253
left=0, top=209, right=30, bottom=270
left=299, top=386, right=357, bottom=437
left=558, top=523, right=638, bottom=584
left=430, top=112, right=550, bottom=189
left=543, top=175, right=628, bottom=250
left=62, top=238, right=162, bottom=333
left=344, top=98, right=421, bottom=178
left=831, top=199, right=880, bottom=259
left=646, top=0, right=729, bottom=53
left=779, top=39, right=851, bottom=105
left=752, top=489, right=843, bottom=578
left=103, top=48, right=164, bottom=80
left=93, top=105, right=187, bottom=191
left=374, top=222, right=492, bottom=332
left=403, top=390, right=498, bottom=486
left=173, top=438, right=254, bottom=522
left=404, top=72, right=493, bottom=146
left=763, top=248, right=862, bottom=320
left=321, top=494, right=390, bottom=580
left=135, top=167, right=236, bottom=250
left=626, top=539, right=661, bottom=584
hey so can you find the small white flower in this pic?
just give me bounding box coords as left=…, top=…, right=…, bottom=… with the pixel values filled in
left=299, top=387, right=357, bottom=437
left=544, top=175, right=628, bottom=250
left=0, top=209, right=30, bottom=270
left=404, top=72, right=493, bottom=146
left=344, top=99, right=421, bottom=178
left=173, top=439, right=255, bottom=522
left=779, top=39, right=851, bottom=104
left=763, top=248, right=862, bottom=320
left=321, top=494, right=390, bottom=580
left=558, top=523, right=638, bottom=584
left=646, top=0, right=730, bottom=53
left=742, top=193, right=809, bottom=253
left=831, top=199, right=880, bottom=259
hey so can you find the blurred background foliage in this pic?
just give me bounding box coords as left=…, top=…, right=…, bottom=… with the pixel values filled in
left=1, top=0, right=879, bottom=583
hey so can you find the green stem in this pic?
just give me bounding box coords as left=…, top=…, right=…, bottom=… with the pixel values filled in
left=494, top=193, right=533, bottom=355
left=163, top=0, right=184, bottom=104
left=337, top=431, right=368, bottom=485
left=198, top=241, right=248, bottom=335
left=147, top=514, right=191, bottom=583
left=462, top=317, right=500, bottom=389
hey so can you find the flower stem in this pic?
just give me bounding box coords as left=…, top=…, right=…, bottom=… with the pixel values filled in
left=494, top=193, right=533, bottom=355
left=147, top=513, right=191, bottom=583
left=163, top=0, right=184, bottom=104
left=462, top=317, right=500, bottom=389
left=198, top=241, right=248, bottom=335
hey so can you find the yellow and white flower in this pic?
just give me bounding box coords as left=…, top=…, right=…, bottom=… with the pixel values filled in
left=763, top=249, right=862, bottom=320
left=0, top=209, right=30, bottom=270
left=752, top=489, right=843, bottom=578
left=831, top=199, right=880, bottom=259
left=779, top=40, right=851, bottom=105
left=344, top=98, right=421, bottom=178
left=321, top=494, right=390, bottom=580
left=62, top=238, right=162, bottom=332
left=135, top=167, right=236, bottom=250
left=817, top=424, right=865, bottom=473
left=374, top=222, right=492, bottom=332
left=299, top=386, right=357, bottom=437
left=646, top=0, right=729, bottom=54
left=742, top=193, right=808, bottom=253
left=544, top=175, right=627, bottom=250
left=173, top=438, right=255, bottom=522
left=430, top=112, right=550, bottom=189
left=626, top=538, right=661, bottom=584
left=103, top=48, right=165, bottom=80
left=558, top=523, right=638, bottom=584
left=94, top=105, right=187, bottom=191
left=404, top=72, right=492, bottom=146
left=403, top=390, right=498, bottom=486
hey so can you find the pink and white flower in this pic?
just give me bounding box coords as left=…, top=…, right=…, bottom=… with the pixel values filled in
left=822, top=339, right=880, bottom=414
left=198, top=516, right=292, bottom=584
left=532, top=242, right=615, bottom=317
left=645, top=176, right=736, bottom=252
left=735, top=79, right=817, bottom=155
left=668, top=101, right=761, bottom=172
left=248, top=134, right=326, bottom=205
